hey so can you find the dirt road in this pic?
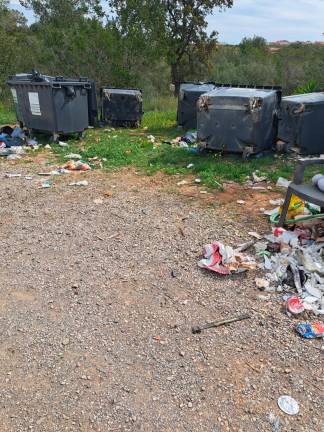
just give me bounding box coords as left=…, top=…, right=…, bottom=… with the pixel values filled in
left=0, top=159, right=322, bottom=431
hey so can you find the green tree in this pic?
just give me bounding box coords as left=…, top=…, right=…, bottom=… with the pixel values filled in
left=239, top=35, right=268, bottom=54
left=109, top=0, right=233, bottom=92
left=19, top=0, right=104, bottom=22
left=0, top=0, right=38, bottom=105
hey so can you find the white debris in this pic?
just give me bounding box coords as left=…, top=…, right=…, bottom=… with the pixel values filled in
left=276, top=177, right=291, bottom=188
left=252, top=172, right=267, bottom=183
left=5, top=173, right=21, bottom=178
left=69, top=180, right=88, bottom=187
left=248, top=232, right=262, bottom=240
left=64, top=153, right=82, bottom=159
left=269, top=199, right=284, bottom=206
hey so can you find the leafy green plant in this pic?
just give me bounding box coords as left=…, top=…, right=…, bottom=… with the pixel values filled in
left=295, top=79, right=318, bottom=94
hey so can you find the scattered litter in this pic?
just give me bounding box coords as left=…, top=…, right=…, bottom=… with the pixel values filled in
left=103, top=191, right=114, bottom=197
left=276, top=177, right=291, bottom=188
left=177, top=180, right=188, bottom=186
left=179, top=141, right=189, bottom=148
left=69, top=180, right=88, bottom=187
left=277, top=395, right=299, bottom=416
left=39, top=180, right=52, bottom=189
left=192, top=314, right=250, bottom=334
left=269, top=199, right=283, bottom=206
left=199, top=190, right=208, bottom=194
left=248, top=231, right=262, bottom=240
left=7, top=154, right=21, bottom=160
left=198, top=241, right=256, bottom=275
left=44, top=144, right=51, bottom=149
left=254, top=221, right=324, bottom=316
left=25, top=176, right=33, bottom=180
left=5, top=173, right=21, bottom=178
left=93, top=198, right=103, bottom=204
left=181, top=131, right=197, bottom=145
left=255, top=277, right=270, bottom=290
left=287, top=296, right=305, bottom=314
left=251, top=186, right=267, bottom=191
left=58, top=141, right=69, bottom=147
left=295, top=322, right=324, bottom=339
left=63, top=160, right=91, bottom=171
left=147, top=135, right=155, bottom=143
left=264, top=207, right=280, bottom=216
left=237, top=200, right=245, bottom=205
left=38, top=168, right=70, bottom=176
left=0, top=125, right=25, bottom=147
left=187, top=163, right=194, bottom=169
left=64, top=153, right=82, bottom=159
left=26, top=138, right=38, bottom=147
left=268, top=412, right=281, bottom=432
left=194, top=178, right=201, bottom=184
left=252, top=171, right=267, bottom=183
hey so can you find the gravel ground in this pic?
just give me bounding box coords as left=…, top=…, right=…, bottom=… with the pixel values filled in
left=0, top=158, right=323, bottom=432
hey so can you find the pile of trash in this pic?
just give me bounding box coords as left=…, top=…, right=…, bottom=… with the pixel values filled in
left=198, top=241, right=257, bottom=275
left=166, top=131, right=199, bottom=153
left=254, top=222, right=324, bottom=317
left=0, top=124, right=38, bottom=159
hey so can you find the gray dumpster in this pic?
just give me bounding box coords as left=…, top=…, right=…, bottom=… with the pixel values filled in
left=7, top=71, right=97, bottom=141
left=177, top=82, right=216, bottom=130
left=278, top=92, right=324, bottom=155
left=101, top=88, right=143, bottom=127
left=197, top=86, right=281, bottom=156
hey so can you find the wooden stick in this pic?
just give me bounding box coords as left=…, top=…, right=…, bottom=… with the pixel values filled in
left=192, top=313, right=251, bottom=334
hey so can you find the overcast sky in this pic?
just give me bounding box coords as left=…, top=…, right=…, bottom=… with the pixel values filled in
left=9, top=0, right=324, bottom=44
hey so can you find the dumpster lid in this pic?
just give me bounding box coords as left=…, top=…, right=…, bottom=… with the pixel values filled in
left=102, top=88, right=142, bottom=96
left=179, top=82, right=215, bottom=93
left=7, top=71, right=93, bottom=86
left=282, top=92, right=324, bottom=105
left=206, top=87, right=279, bottom=99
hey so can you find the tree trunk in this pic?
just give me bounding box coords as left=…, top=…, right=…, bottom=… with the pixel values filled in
left=171, top=62, right=182, bottom=96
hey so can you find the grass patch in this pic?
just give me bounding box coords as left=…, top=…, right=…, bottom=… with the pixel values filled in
left=0, top=107, right=16, bottom=124
left=1, top=108, right=321, bottom=188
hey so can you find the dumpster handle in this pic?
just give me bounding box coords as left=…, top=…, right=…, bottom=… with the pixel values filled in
left=84, top=83, right=91, bottom=89
left=52, top=83, right=62, bottom=89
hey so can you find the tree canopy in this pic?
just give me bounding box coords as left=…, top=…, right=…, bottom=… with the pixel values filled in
left=109, top=0, right=233, bottom=90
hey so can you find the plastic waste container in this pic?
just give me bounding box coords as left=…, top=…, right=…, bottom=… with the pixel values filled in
left=177, top=82, right=216, bottom=130
left=278, top=92, right=324, bottom=155
left=101, top=87, right=143, bottom=127
left=197, top=85, right=281, bottom=156
left=7, top=71, right=97, bottom=141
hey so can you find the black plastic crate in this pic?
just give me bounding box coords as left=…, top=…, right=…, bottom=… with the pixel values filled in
left=278, top=92, right=324, bottom=155
left=101, top=88, right=143, bottom=128
left=7, top=71, right=97, bottom=141
left=197, top=85, right=281, bottom=156
left=177, top=82, right=216, bottom=130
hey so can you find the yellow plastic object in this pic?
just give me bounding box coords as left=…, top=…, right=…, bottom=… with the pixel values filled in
left=279, top=193, right=305, bottom=220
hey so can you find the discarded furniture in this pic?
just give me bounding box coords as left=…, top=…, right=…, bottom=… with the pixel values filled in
left=101, top=88, right=143, bottom=128
left=278, top=158, right=324, bottom=226
left=177, top=82, right=216, bottom=130
left=7, top=71, right=97, bottom=142
left=197, top=85, right=281, bottom=157
left=278, top=92, right=324, bottom=155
